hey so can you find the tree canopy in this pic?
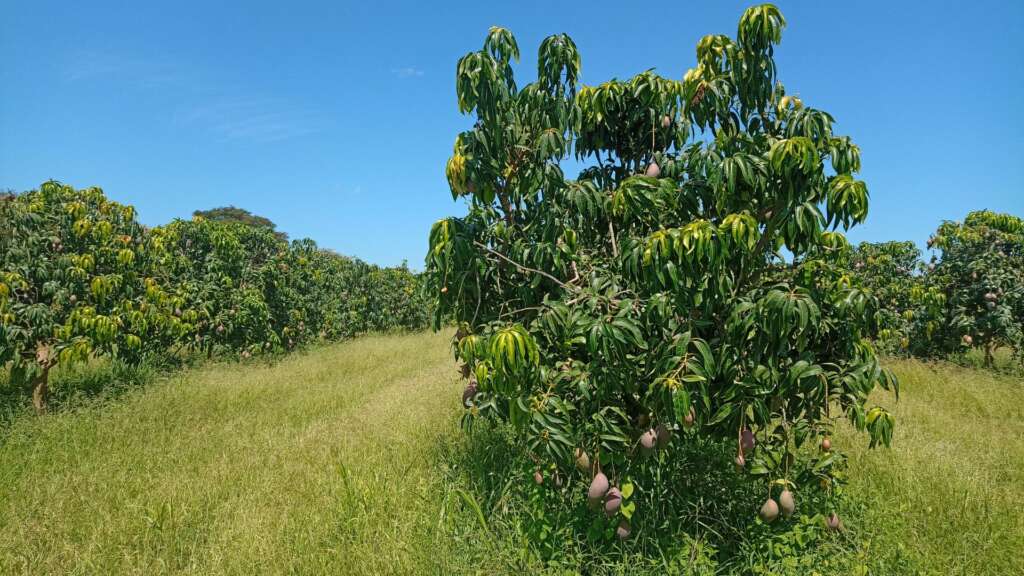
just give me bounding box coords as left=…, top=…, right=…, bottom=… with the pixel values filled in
left=192, top=206, right=288, bottom=241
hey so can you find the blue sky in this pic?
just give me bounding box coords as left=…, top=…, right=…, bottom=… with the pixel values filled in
left=2, top=1, right=1021, bottom=267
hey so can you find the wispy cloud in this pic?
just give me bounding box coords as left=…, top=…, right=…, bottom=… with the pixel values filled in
left=64, top=54, right=121, bottom=82
left=174, top=97, right=325, bottom=143
left=62, top=49, right=325, bottom=144
left=391, top=66, right=425, bottom=78
left=330, top=182, right=364, bottom=197
left=63, top=50, right=180, bottom=86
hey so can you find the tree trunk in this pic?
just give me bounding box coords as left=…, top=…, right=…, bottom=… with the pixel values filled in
left=32, top=366, right=50, bottom=415
left=984, top=343, right=995, bottom=368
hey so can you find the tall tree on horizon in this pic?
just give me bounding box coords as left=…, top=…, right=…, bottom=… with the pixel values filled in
left=193, top=206, right=288, bottom=241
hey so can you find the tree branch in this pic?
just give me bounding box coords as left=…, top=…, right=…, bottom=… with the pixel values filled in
left=499, top=305, right=544, bottom=319
left=474, top=241, right=575, bottom=291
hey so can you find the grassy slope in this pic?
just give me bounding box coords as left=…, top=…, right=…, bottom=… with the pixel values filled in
left=1, top=331, right=1021, bottom=575
left=839, top=359, right=1024, bottom=575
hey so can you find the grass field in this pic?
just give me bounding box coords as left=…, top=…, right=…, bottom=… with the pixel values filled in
left=1, top=331, right=1022, bottom=575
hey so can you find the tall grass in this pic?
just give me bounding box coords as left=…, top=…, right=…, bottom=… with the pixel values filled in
left=0, top=332, right=470, bottom=575
left=1, top=332, right=1021, bottom=574
left=839, top=358, right=1024, bottom=575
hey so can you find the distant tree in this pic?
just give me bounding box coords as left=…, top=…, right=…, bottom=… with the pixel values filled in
left=847, top=241, right=927, bottom=354
left=928, top=210, right=1024, bottom=366
left=192, top=206, right=288, bottom=241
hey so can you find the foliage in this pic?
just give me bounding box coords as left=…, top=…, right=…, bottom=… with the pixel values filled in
left=0, top=182, right=181, bottom=412
left=846, top=241, right=944, bottom=356
left=1, top=182, right=430, bottom=412
left=845, top=212, right=1024, bottom=367
left=426, top=4, right=896, bottom=535
left=192, top=205, right=288, bottom=241
left=926, top=210, right=1024, bottom=365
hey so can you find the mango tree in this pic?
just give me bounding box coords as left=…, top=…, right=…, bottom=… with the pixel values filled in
left=928, top=210, right=1024, bottom=365
left=357, top=263, right=430, bottom=333
left=426, top=4, right=896, bottom=534
left=846, top=240, right=945, bottom=355
left=0, top=181, right=179, bottom=413
left=154, top=216, right=432, bottom=356
left=154, top=217, right=287, bottom=358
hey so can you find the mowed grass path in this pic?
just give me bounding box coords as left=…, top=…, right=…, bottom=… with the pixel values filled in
left=2, top=331, right=1022, bottom=575
left=0, top=331, right=468, bottom=575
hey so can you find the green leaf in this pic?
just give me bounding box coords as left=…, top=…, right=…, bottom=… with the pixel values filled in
left=621, top=500, right=636, bottom=520
left=621, top=481, right=634, bottom=499
left=673, top=389, right=692, bottom=423
left=707, top=403, right=734, bottom=426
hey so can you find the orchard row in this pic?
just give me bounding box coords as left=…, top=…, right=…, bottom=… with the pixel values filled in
left=1, top=181, right=430, bottom=413
left=849, top=210, right=1023, bottom=366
